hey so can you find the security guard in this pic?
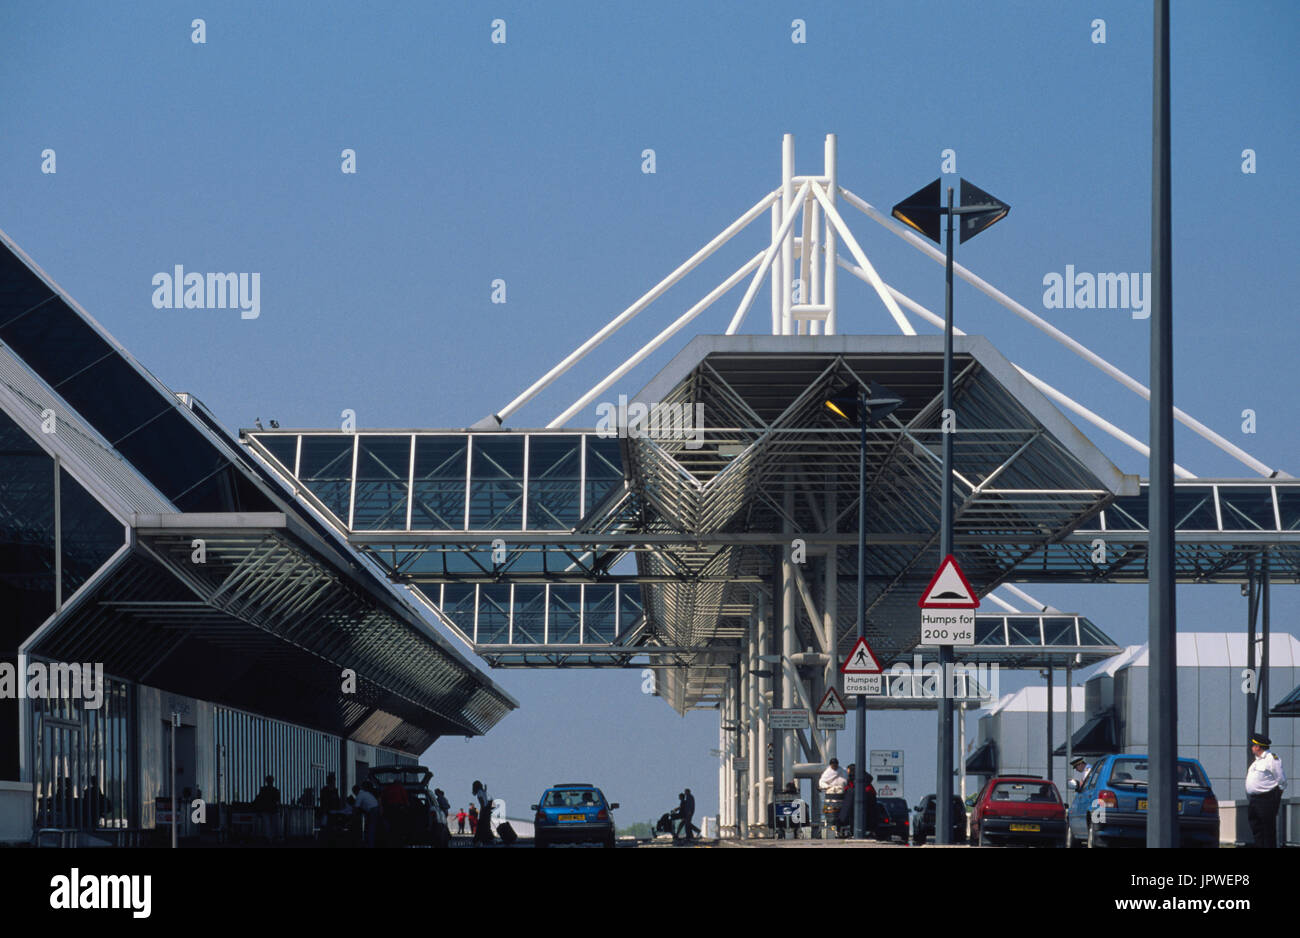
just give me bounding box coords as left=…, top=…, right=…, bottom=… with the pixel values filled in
left=1069, top=756, right=1091, bottom=788
left=1245, top=733, right=1287, bottom=848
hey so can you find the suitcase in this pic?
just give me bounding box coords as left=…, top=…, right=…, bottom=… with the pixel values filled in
left=496, top=821, right=517, bottom=845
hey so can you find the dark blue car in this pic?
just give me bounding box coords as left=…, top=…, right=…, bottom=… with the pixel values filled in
left=531, top=783, right=618, bottom=848
left=1065, top=754, right=1219, bottom=848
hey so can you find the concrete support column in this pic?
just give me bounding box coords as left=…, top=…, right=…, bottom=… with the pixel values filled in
left=738, top=651, right=750, bottom=838
left=754, top=594, right=770, bottom=834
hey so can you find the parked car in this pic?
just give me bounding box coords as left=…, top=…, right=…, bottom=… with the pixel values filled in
left=1065, top=754, right=1219, bottom=848
left=969, top=776, right=1066, bottom=847
left=532, top=783, right=619, bottom=848
left=911, top=794, right=967, bottom=844
left=367, top=765, right=449, bottom=847
left=874, top=796, right=910, bottom=842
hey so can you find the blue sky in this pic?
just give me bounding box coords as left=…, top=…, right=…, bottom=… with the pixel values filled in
left=2, top=1, right=1295, bottom=825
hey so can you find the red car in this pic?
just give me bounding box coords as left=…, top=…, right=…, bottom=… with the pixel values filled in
left=970, top=776, right=1066, bottom=847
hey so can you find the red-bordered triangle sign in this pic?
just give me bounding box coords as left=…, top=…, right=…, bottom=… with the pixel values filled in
left=841, top=636, right=883, bottom=674
left=816, top=687, right=847, bottom=716
left=918, top=554, right=980, bottom=609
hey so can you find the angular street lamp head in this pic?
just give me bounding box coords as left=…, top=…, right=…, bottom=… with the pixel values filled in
left=891, top=178, right=943, bottom=245
left=958, top=178, right=1010, bottom=244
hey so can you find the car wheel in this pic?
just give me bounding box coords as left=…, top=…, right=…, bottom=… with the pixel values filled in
left=978, top=826, right=989, bottom=848
left=604, top=834, right=616, bottom=849
left=1065, top=825, right=1078, bottom=849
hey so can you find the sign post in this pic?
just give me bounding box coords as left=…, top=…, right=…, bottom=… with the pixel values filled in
left=815, top=688, right=847, bottom=731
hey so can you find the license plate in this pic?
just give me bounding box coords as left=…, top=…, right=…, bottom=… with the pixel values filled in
left=1009, top=823, right=1040, bottom=832
left=558, top=814, right=584, bottom=822
left=1136, top=800, right=1184, bottom=812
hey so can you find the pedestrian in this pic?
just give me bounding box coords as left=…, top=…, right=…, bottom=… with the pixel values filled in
left=1069, top=756, right=1091, bottom=788
left=254, top=775, right=281, bottom=843
left=318, top=772, right=341, bottom=832
left=456, top=807, right=467, bottom=835
left=1246, top=732, right=1286, bottom=848
left=355, top=782, right=381, bottom=848
left=681, top=787, right=696, bottom=842
left=861, top=772, right=878, bottom=838
left=837, top=764, right=856, bottom=836
left=472, top=780, right=494, bottom=845
left=818, top=758, right=847, bottom=795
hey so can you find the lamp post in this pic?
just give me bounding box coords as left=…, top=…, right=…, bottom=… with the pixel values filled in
left=825, top=380, right=903, bottom=838
left=892, top=177, right=1008, bottom=844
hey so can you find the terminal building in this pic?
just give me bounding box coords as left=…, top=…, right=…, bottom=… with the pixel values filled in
left=0, top=234, right=516, bottom=844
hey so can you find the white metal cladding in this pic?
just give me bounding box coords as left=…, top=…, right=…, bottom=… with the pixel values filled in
left=214, top=704, right=341, bottom=805
left=0, top=345, right=172, bottom=518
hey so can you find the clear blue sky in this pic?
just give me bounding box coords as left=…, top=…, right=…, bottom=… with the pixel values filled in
left=2, top=1, right=1295, bottom=826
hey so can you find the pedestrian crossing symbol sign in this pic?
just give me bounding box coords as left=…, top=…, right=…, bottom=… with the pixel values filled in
left=841, top=636, right=882, bottom=674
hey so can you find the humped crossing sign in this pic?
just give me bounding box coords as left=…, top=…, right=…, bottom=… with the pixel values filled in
left=840, top=636, right=882, bottom=696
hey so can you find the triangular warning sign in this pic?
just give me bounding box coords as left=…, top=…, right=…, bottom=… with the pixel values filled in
left=841, top=636, right=883, bottom=674
left=816, top=687, right=847, bottom=716
left=918, top=554, right=980, bottom=609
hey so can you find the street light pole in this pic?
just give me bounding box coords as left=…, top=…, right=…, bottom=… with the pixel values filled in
left=935, top=187, right=956, bottom=846
left=854, top=389, right=868, bottom=839
left=892, top=177, right=1008, bottom=847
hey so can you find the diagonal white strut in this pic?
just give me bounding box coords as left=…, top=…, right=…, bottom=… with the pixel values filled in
left=836, top=256, right=1197, bottom=479
left=491, top=190, right=779, bottom=425
left=726, top=181, right=811, bottom=335
left=550, top=250, right=766, bottom=427
left=839, top=187, right=1277, bottom=478
left=810, top=182, right=915, bottom=335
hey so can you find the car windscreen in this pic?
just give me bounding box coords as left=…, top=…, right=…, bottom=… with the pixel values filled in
left=990, top=781, right=1059, bottom=803
left=1105, top=759, right=1209, bottom=788
left=543, top=789, right=602, bottom=808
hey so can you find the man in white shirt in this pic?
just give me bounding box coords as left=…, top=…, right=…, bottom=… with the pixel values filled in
left=1245, top=733, right=1287, bottom=848
left=1069, top=756, right=1091, bottom=789
left=355, top=783, right=381, bottom=848
left=818, top=758, right=847, bottom=795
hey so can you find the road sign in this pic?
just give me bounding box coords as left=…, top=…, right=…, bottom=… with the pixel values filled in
left=816, top=687, right=847, bottom=715
left=841, top=636, right=882, bottom=674
left=769, top=708, right=809, bottom=730
left=918, top=555, right=979, bottom=608
left=871, top=749, right=904, bottom=769
left=816, top=713, right=846, bottom=730
left=919, top=555, right=979, bottom=645
left=843, top=673, right=882, bottom=696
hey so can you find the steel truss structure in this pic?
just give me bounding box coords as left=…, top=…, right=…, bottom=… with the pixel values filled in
left=240, top=136, right=1293, bottom=837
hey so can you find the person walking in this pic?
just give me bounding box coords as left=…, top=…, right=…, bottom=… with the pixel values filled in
left=456, top=807, right=467, bottom=835
left=1246, top=732, right=1287, bottom=848
left=254, top=775, right=281, bottom=844
left=472, top=780, right=494, bottom=845
left=680, top=788, right=696, bottom=842
left=861, top=772, right=878, bottom=838
left=355, top=782, right=381, bottom=848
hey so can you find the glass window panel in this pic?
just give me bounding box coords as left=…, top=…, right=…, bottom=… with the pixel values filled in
left=298, top=435, right=355, bottom=523
left=352, top=436, right=411, bottom=530
left=469, top=436, right=523, bottom=529
left=411, top=436, right=467, bottom=530
left=527, top=435, right=581, bottom=530
left=1217, top=487, right=1276, bottom=531
left=254, top=434, right=299, bottom=475
left=59, top=468, right=124, bottom=595
left=583, top=585, right=617, bottom=643
left=618, top=586, right=643, bottom=636
left=1172, top=489, right=1217, bottom=530
left=975, top=617, right=1006, bottom=645
left=1044, top=617, right=1077, bottom=645
left=477, top=585, right=511, bottom=644
left=513, top=585, right=546, bottom=643
left=584, top=436, right=624, bottom=515
left=0, top=291, right=106, bottom=387
left=1277, top=488, right=1300, bottom=531
left=0, top=411, right=56, bottom=661
left=1007, top=617, right=1040, bottom=646
left=1105, top=497, right=1147, bottom=530
left=441, top=584, right=476, bottom=637
left=548, top=585, right=581, bottom=644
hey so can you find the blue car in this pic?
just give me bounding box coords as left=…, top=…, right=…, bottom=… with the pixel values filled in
left=531, top=783, right=619, bottom=848
left=1065, top=754, right=1219, bottom=848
